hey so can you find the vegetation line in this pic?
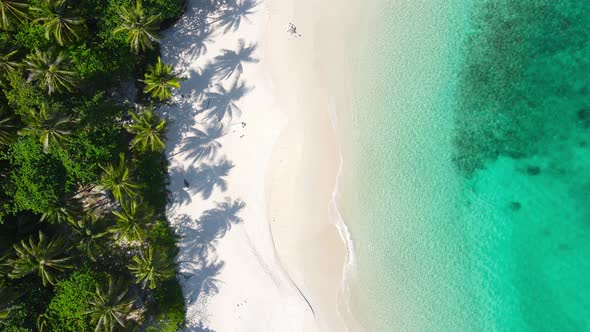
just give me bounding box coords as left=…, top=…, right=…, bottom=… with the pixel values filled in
left=0, top=0, right=186, bottom=331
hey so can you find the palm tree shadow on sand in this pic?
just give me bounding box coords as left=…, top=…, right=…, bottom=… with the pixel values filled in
left=167, top=157, right=234, bottom=207
left=161, top=0, right=258, bottom=67
left=159, top=1, right=259, bottom=330
left=160, top=0, right=222, bottom=66
left=159, top=0, right=258, bottom=154
left=160, top=64, right=216, bottom=153
left=187, top=158, right=235, bottom=199
left=198, top=198, right=245, bottom=238
left=202, top=80, right=250, bottom=123
left=212, top=39, right=259, bottom=81
left=178, top=123, right=226, bottom=163
left=160, top=66, right=252, bottom=161
left=191, top=322, right=216, bottom=332
left=178, top=28, right=216, bottom=67
left=213, top=0, right=259, bottom=34
left=173, top=199, right=245, bottom=331
left=175, top=198, right=244, bottom=263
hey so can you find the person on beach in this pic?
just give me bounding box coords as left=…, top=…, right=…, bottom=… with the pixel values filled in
left=288, top=22, right=302, bottom=37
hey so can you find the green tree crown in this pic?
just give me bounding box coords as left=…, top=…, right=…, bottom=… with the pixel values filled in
left=9, top=231, right=74, bottom=286
left=67, top=213, right=109, bottom=262
left=87, top=277, right=134, bottom=332
left=99, top=153, right=139, bottom=202
left=45, top=271, right=97, bottom=332
left=24, top=48, right=77, bottom=95
left=129, top=246, right=174, bottom=289
left=0, top=0, right=29, bottom=31
left=114, top=0, right=160, bottom=53
left=110, top=199, right=153, bottom=243
left=18, top=103, right=72, bottom=153
left=126, top=108, right=167, bottom=152
left=141, top=57, right=180, bottom=101
left=31, top=0, right=86, bottom=46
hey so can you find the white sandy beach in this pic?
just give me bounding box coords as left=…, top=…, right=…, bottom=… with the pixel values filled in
left=160, top=0, right=364, bottom=330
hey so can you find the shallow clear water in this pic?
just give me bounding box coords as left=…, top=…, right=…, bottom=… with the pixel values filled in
left=342, top=0, right=590, bottom=330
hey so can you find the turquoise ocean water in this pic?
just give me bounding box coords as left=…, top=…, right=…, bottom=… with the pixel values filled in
left=341, top=0, right=590, bottom=330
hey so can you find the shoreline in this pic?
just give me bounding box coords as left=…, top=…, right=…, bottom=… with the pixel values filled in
left=264, top=0, right=367, bottom=330
left=330, top=149, right=359, bottom=330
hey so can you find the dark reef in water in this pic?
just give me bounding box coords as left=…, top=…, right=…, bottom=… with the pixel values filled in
left=452, top=0, right=590, bottom=176
left=577, top=109, right=590, bottom=128
left=451, top=0, right=590, bottom=329
left=509, top=201, right=522, bottom=211
left=525, top=166, right=540, bottom=176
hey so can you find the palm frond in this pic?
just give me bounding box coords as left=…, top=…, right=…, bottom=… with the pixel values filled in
left=126, top=108, right=168, bottom=152
left=99, top=153, right=138, bottom=202
left=140, top=57, right=180, bottom=101
left=18, top=104, right=72, bottom=153
left=128, top=246, right=174, bottom=289
left=114, top=0, right=160, bottom=53
left=110, top=200, right=153, bottom=243
left=0, top=0, right=29, bottom=31
left=9, top=231, right=74, bottom=287
left=24, top=48, right=77, bottom=94
left=31, top=0, right=86, bottom=46
left=87, top=277, right=134, bottom=332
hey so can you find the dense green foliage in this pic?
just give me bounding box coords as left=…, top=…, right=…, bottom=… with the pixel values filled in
left=2, top=137, right=68, bottom=214
left=147, top=280, right=185, bottom=332
left=45, top=271, right=97, bottom=331
left=0, top=0, right=184, bottom=330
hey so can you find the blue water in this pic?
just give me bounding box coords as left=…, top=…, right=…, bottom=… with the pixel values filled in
left=342, top=0, right=590, bottom=330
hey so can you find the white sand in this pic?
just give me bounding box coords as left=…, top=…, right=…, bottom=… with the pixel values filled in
left=160, top=0, right=363, bottom=330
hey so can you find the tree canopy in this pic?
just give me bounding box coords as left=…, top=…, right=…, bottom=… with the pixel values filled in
left=0, top=0, right=185, bottom=330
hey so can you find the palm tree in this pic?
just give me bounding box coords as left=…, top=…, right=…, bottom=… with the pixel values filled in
left=31, top=0, right=85, bottom=46
left=40, top=196, right=83, bottom=224
left=99, top=153, right=138, bottom=202
left=0, top=106, right=16, bottom=148
left=0, top=0, right=28, bottom=31
left=110, top=200, right=153, bottom=243
left=9, top=231, right=74, bottom=286
left=114, top=0, right=160, bottom=53
left=41, top=205, right=72, bottom=224
left=0, top=49, right=20, bottom=83
left=128, top=246, right=174, bottom=289
left=68, top=213, right=109, bottom=262
left=140, top=57, right=180, bottom=101
left=24, top=48, right=77, bottom=94
left=18, top=104, right=72, bottom=153
left=87, top=277, right=134, bottom=332
left=126, top=108, right=167, bottom=152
